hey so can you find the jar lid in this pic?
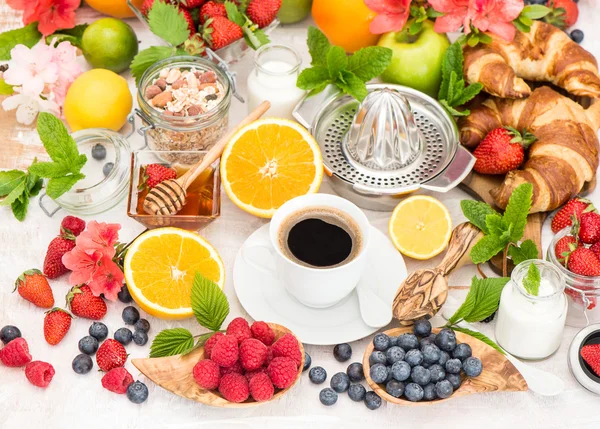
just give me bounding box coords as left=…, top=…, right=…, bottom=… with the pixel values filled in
left=568, top=323, right=600, bottom=395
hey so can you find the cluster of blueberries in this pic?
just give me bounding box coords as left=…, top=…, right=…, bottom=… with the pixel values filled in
left=91, top=143, right=114, bottom=177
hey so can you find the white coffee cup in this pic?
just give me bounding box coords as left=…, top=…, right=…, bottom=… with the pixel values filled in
left=241, top=193, right=371, bottom=308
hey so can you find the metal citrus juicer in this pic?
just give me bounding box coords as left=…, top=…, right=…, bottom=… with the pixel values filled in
left=293, top=84, right=475, bottom=210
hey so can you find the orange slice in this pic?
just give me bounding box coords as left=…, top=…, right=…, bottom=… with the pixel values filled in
left=123, top=228, right=224, bottom=319
left=220, top=118, right=323, bottom=218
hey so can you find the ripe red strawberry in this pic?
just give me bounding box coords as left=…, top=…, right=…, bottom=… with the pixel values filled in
left=473, top=127, right=536, bottom=175
left=581, top=344, right=600, bottom=376
left=545, top=0, right=578, bottom=29
left=14, top=269, right=54, bottom=308
left=180, top=0, right=206, bottom=8
left=246, top=0, right=281, bottom=28
left=567, top=247, right=600, bottom=277
left=141, top=163, right=177, bottom=189
left=180, top=7, right=197, bottom=36
left=97, top=339, right=128, bottom=372
left=43, top=236, right=76, bottom=279
left=60, top=216, right=86, bottom=237
left=44, top=308, right=72, bottom=345
left=551, top=197, right=594, bottom=233
left=554, top=235, right=578, bottom=265
left=202, top=16, right=243, bottom=50
left=591, top=242, right=600, bottom=258
left=67, top=285, right=107, bottom=320
left=200, top=1, right=227, bottom=25
left=579, top=212, right=600, bottom=244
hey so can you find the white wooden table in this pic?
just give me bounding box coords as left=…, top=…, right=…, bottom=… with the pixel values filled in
left=1, top=4, right=600, bottom=429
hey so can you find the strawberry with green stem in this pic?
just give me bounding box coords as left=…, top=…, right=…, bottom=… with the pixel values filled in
left=202, top=16, right=243, bottom=50
left=473, top=127, right=537, bottom=175
left=14, top=269, right=54, bottom=309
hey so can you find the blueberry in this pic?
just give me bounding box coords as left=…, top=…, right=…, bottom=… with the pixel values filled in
left=72, top=354, right=93, bottom=374
left=413, top=319, right=432, bottom=337
left=423, top=383, right=437, bottom=401
left=384, top=366, right=393, bottom=383
left=333, top=343, right=352, bottom=362
left=102, top=162, right=114, bottom=177
left=117, top=284, right=133, bottom=303
left=453, top=343, right=472, bottom=361
left=391, top=360, right=411, bottom=381
left=0, top=325, right=21, bottom=345
left=397, top=333, right=419, bottom=351
left=438, top=351, right=450, bottom=366
left=435, top=379, right=454, bottom=399
left=445, top=358, right=462, bottom=374
left=89, top=322, right=108, bottom=341
left=446, top=373, right=462, bottom=390
left=389, top=336, right=399, bottom=347
left=348, top=383, right=366, bottom=401
left=78, top=336, right=99, bottom=355
left=127, top=380, right=149, bottom=404
left=133, top=330, right=148, bottom=346
left=91, top=144, right=107, bottom=160
left=369, top=363, right=389, bottom=384
left=420, top=334, right=437, bottom=348
left=309, top=366, right=327, bottom=384
left=346, top=362, right=364, bottom=382
left=434, top=328, right=457, bottom=352
left=114, top=327, right=133, bottom=345
left=421, top=343, right=441, bottom=364
left=428, top=364, right=446, bottom=383
left=385, top=379, right=405, bottom=398
left=373, top=333, right=391, bottom=351
left=411, top=365, right=431, bottom=386
left=369, top=351, right=387, bottom=366
left=463, top=357, right=483, bottom=377
left=364, top=391, right=382, bottom=410
left=134, top=319, right=151, bottom=333
left=303, top=352, right=312, bottom=371
left=570, top=29, right=584, bottom=44
left=122, top=306, right=140, bottom=325
left=319, top=387, right=338, bottom=406
left=404, top=383, right=424, bottom=402
left=385, top=346, right=405, bottom=364
left=330, top=372, right=350, bottom=393
left=405, top=349, right=423, bottom=367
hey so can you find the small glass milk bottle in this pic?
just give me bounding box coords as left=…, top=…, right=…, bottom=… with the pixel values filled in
left=495, top=260, right=567, bottom=360
left=247, top=44, right=306, bottom=120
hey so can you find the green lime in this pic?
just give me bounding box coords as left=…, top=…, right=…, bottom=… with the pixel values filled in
left=81, top=18, right=139, bottom=74
left=277, top=0, right=313, bottom=24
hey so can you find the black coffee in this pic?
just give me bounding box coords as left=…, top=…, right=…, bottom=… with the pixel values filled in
left=278, top=207, right=362, bottom=268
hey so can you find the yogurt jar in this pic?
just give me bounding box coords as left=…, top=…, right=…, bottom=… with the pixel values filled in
left=495, top=260, right=567, bottom=360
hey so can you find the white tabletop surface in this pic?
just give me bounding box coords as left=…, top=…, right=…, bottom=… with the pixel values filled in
left=2, top=4, right=600, bottom=429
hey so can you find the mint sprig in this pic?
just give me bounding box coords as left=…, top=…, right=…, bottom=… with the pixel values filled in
left=523, top=263, right=541, bottom=296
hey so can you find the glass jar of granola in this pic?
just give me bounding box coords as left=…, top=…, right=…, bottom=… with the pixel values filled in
left=136, top=56, right=232, bottom=162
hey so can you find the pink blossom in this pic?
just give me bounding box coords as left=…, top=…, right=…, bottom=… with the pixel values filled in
left=50, top=41, right=81, bottom=106
left=88, top=255, right=124, bottom=301
left=365, top=0, right=412, bottom=34
left=62, top=248, right=103, bottom=286
left=7, top=0, right=81, bottom=36
left=75, top=221, right=121, bottom=259
left=3, top=43, right=59, bottom=96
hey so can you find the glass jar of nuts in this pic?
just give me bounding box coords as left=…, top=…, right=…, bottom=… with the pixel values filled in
left=136, top=56, right=232, bottom=163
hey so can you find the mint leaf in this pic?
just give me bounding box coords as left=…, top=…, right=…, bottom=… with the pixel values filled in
left=0, top=170, right=26, bottom=197
left=36, top=113, right=83, bottom=170
left=521, top=4, right=551, bottom=19
left=46, top=174, right=85, bottom=199
left=452, top=82, right=483, bottom=106
left=11, top=192, right=29, bottom=221
left=0, top=181, right=25, bottom=207
left=503, top=183, right=533, bottom=242
left=131, top=46, right=180, bottom=84
left=486, top=213, right=508, bottom=237
left=470, top=234, right=507, bottom=264
left=242, top=25, right=270, bottom=50
left=448, top=282, right=477, bottom=325
left=191, top=271, right=229, bottom=331
left=297, top=66, right=331, bottom=90
left=225, top=1, right=245, bottom=26
left=0, top=23, right=42, bottom=60
left=439, top=42, right=462, bottom=101
left=440, top=100, right=469, bottom=117
left=451, top=326, right=504, bottom=355
left=337, top=70, right=368, bottom=101
left=28, top=161, right=72, bottom=178
left=307, top=27, right=331, bottom=67
left=347, top=46, right=393, bottom=82
left=523, top=262, right=541, bottom=296
left=460, top=200, right=498, bottom=234
left=0, top=79, right=14, bottom=95
left=327, top=46, right=348, bottom=79
left=150, top=328, right=195, bottom=358
left=463, top=277, right=510, bottom=322
left=148, top=1, right=190, bottom=46
left=508, top=239, right=539, bottom=266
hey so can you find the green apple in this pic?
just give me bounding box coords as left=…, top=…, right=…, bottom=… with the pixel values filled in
left=377, top=20, right=450, bottom=98
left=277, top=0, right=313, bottom=24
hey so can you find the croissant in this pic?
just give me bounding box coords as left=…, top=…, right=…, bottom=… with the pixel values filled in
left=463, top=21, right=600, bottom=99
left=459, top=86, right=600, bottom=213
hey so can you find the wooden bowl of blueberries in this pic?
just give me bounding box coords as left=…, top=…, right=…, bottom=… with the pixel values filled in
left=362, top=319, right=528, bottom=405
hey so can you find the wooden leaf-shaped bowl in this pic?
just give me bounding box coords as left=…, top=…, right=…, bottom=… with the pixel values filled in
left=132, top=323, right=304, bottom=407
left=363, top=327, right=527, bottom=405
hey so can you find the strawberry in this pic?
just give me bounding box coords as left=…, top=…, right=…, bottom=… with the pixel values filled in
left=202, top=16, right=243, bottom=50
left=97, top=339, right=128, bottom=372
left=473, top=127, right=536, bottom=175
left=554, top=235, right=578, bottom=265
left=140, top=163, right=177, bottom=190
left=141, top=0, right=176, bottom=16
left=180, top=0, right=206, bottom=8
left=246, top=0, right=281, bottom=28
left=551, top=197, right=594, bottom=233
left=43, top=308, right=72, bottom=345
left=544, top=0, right=578, bottom=29
left=184, top=33, right=206, bottom=56
left=14, top=269, right=54, bottom=309
left=66, top=285, right=107, bottom=320
left=200, top=1, right=227, bottom=25
left=567, top=247, right=600, bottom=277
left=43, top=236, right=76, bottom=279
left=591, top=242, right=600, bottom=258
left=180, top=7, right=197, bottom=36
left=60, top=216, right=86, bottom=237
left=579, top=212, right=600, bottom=244
left=566, top=285, right=597, bottom=310
left=581, top=344, right=600, bottom=376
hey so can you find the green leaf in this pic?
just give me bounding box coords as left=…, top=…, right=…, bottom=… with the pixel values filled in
left=427, top=8, right=444, bottom=18
left=467, top=34, right=480, bottom=47
left=513, top=18, right=530, bottom=33
left=25, top=165, right=43, bottom=198
left=0, top=181, right=26, bottom=207
left=326, top=46, right=348, bottom=80
left=46, top=24, right=89, bottom=48
left=452, top=82, right=483, bottom=106
left=464, top=277, right=510, bottom=322
left=225, top=1, right=245, bottom=26
left=347, top=46, right=393, bottom=82
left=46, top=174, right=85, bottom=200
left=523, top=262, right=541, bottom=296
left=130, top=46, right=178, bottom=84
left=446, top=70, right=458, bottom=106
left=521, top=4, right=551, bottom=19
left=28, top=161, right=72, bottom=178
left=149, top=328, right=195, bottom=358
left=0, top=79, right=14, bottom=95
left=0, top=170, right=26, bottom=197
left=451, top=326, right=505, bottom=355
left=507, top=240, right=539, bottom=266
left=11, top=192, right=29, bottom=221
left=242, top=26, right=270, bottom=50
left=448, top=283, right=477, bottom=325
left=191, top=271, right=230, bottom=331
left=0, top=23, right=42, bottom=61
left=297, top=66, right=331, bottom=90
left=337, top=70, right=368, bottom=102
left=440, top=100, right=469, bottom=117
left=36, top=113, right=82, bottom=170
left=503, top=183, right=533, bottom=243
left=470, top=234, right=507, bottom=264
left=460, top=200, right=498, bottom=234
left=307, top=27, right=331, bottom=67
left=439, top=42, right=463, bottom=101
left=478, top=33, right=492, bottom=44
left=409, top=20, right=423, bottom=35
left=486, top=213, right=508, bottom=237
left=148, top=0, right=190, bottom=46
left=519, top=15, right=533, bottom=26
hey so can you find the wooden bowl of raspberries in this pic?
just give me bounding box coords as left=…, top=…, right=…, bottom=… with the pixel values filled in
left=132, top=318, right=304, bottom=407
left=363, top=320, right=527, bottom=405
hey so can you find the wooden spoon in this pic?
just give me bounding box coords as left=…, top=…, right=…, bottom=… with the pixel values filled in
left=392, top=222, right=483, bottom=325
left=143, top=101, right=271, bottom=215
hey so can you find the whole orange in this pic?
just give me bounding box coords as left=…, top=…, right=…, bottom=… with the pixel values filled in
left=312, top=0, right=379, bottom=53
left=85, top=0, right=144, bottom=19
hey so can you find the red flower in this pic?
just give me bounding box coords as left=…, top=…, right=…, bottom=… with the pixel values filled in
left=88, top=254, right=125, bottom=302
left=7, top=0, right=81, bottom=36
left=365, top=0, right=413, bottom=34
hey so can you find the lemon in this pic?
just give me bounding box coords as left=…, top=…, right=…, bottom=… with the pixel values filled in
left=388, top=195, right=452, bottom=260
left=64, top=69, right=132, bottom=132
left=81, top=18, right=138, bottom=73
left=85, top=0, right=143, bottom=18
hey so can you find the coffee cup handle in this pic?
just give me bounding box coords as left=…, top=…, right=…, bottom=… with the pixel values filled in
left=241, top=238, right=277, bottom=277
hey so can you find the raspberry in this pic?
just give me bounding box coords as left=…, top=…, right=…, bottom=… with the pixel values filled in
left=226, top=317, right=252, bottom=344
left=0, top=337, right=32, bottom=367
left=250, top=321, right=275, bottom=346
left=101, top=367, right=134, bottom=394
left=218, top=373, right=249, bottom=403
left=61, top=216, right=86, bottom=237
left=203, top=332, right=224, bottom=359
left=245, top=368, right=267, bottom=383
left=193, top=359, right=221, bottom=390
left=249, top=372, right=274, bottom=402
left=265, top=347, right=273, bottom=366
left=210, top=335, right=239, bottom=367
left=25, top=361, right=55, bottom=388
left=271, top=333, right=302, bottom=368
left=267, top=357, right=297, bottom=389
left=220, top=360, right=243, bottom=376
left=239, top=338, right=268, bottom=371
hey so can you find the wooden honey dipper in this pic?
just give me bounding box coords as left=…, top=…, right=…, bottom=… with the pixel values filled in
left=143, top=101, right=271, bottom=215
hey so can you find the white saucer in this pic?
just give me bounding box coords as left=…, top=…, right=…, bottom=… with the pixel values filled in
left=233, top=224, right=407, bottom=345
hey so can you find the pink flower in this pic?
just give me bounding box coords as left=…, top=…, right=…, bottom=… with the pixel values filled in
left=7, top=0, right=80, bottom=36
left=88, top=255, right=124, bottom=301
left=365, top=0, right=412, bottom=34
left=3, top=43, right=59, bottom=96
left=76, top=221, right=121, bottom=259
left=50, top=41, right=81, bottom=106
left=62, top=248, right=103, bottom=286
left=6, top=0, right=39, bottom=26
